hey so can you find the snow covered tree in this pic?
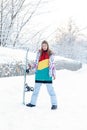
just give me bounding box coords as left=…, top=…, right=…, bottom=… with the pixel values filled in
left=0, top=0, right=4, bottom=46
left=0, top=0, right=26, bottom=46
left=53, top=18, right=87, bottom=63
left=54, top=19, right=80, bottom=57
left=0, top=0, right=50, bottom=48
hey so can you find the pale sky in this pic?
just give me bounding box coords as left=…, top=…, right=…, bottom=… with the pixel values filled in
left=49, top=0, right=87, bottom=27
left=38, top=0, right=87, bottom=35
left=24, top=0, right=87, bottom=41
left=30, top=0, right=87, bottom=39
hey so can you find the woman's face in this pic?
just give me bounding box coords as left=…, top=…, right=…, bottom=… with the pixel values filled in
left=42, top=43, right=48, bottom=51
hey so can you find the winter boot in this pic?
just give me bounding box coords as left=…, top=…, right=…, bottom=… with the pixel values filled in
left=51, top=105, right=57, bottom=110
left=26, top=103, right=36, bottom=107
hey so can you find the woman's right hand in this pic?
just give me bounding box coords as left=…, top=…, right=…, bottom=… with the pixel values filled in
left=53, top=75, right=56, bottom=80
left=28, top=63, right=32, bottom=69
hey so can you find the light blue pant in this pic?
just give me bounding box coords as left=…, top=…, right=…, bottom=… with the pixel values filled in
left=30, top=83, right=57, bottom=106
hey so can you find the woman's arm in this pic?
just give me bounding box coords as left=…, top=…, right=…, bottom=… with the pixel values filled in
left=49, top=54, right=56, bottom=79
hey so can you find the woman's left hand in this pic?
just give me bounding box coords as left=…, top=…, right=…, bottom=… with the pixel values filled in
left=53, top=76, right=56, bottom=80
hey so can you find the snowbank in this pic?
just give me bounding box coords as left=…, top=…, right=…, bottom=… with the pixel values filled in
left=0, top=47, right=82, bottom=77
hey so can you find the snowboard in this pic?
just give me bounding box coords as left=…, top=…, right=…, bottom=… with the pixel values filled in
left=23, top=48, right=34, bottom=105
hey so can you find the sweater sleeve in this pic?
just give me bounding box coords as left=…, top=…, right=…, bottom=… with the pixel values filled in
left=31, top=51, right=40, bottom=71
left=49, top=54, right=56, bottom=77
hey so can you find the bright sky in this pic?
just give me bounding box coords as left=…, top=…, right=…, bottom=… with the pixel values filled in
left=30, top=0, right=87, bottom=39
left=50, top=0, right=87, bottom=27
left=24, top=0, right=87, bottom=41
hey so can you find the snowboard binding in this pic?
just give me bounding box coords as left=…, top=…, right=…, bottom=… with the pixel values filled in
left=24, top=83, right=34, bottom=92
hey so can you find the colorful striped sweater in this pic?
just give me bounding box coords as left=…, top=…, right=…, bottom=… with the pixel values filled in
left=34, top=50, right=56, bottom=83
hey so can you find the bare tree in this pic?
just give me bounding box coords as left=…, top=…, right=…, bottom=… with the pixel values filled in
left=54, top=18, right=83, bottom=58
left=0, top=0, right=3, bottom=46
left=13, top=0, right=42, bottom=47
left=1, top=0, right=27, bottom=46
left=56, top=18, right=80, bottom=45
left=0, top=0, right=52, bottom=48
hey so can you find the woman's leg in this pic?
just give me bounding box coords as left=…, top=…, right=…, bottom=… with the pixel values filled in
left=30, top=83, right=42, bottom=105
left=46, top=83, right=57, bottom=106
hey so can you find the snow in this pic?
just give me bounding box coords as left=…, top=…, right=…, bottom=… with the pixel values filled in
left=0, top=47, right=36, bottom=64
left=0, top=47, right=87, bottom=130
left=0, top=46, right=77, bottom=64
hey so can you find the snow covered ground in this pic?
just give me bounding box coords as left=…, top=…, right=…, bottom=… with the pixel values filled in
left=0, top=65, right=87, bottom=130
left=0, top=47, right=87, bottom=130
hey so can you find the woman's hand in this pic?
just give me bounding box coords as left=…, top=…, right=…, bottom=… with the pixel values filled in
left=53, top=75, right=56, bottom=80
left=28, top=63, right=32, bottom=69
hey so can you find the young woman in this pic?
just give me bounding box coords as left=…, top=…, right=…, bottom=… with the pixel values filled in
left=26, top=40, right=57, bottom=110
